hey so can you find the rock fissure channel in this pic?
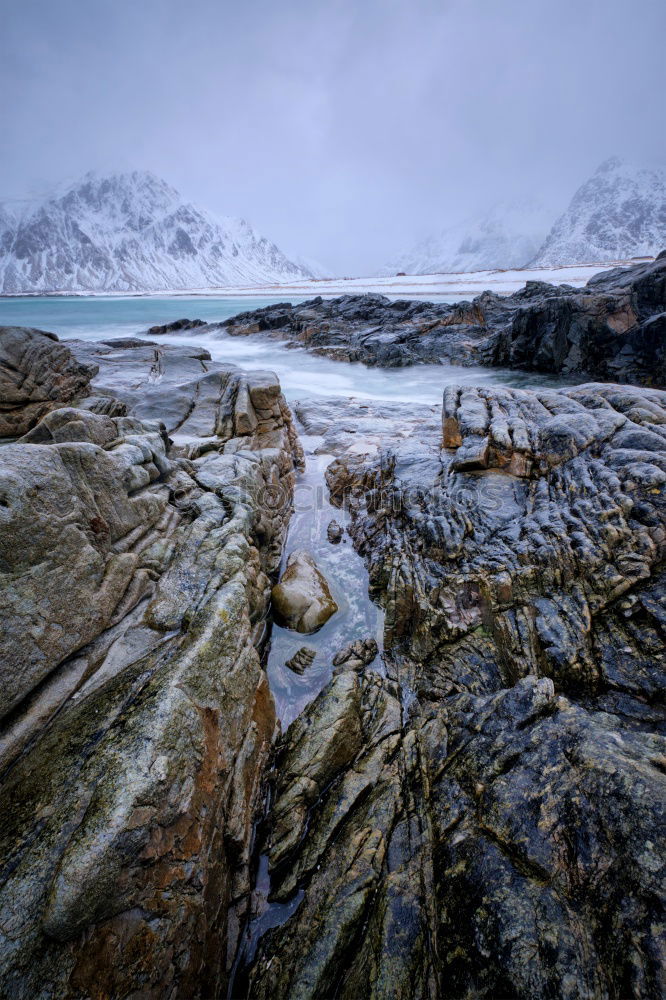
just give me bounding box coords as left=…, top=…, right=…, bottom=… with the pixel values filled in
left=0, top=266, right=665, bottom=1000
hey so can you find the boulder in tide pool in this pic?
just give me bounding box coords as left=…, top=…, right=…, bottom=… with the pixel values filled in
left=272, top=550, right=338, bottom=633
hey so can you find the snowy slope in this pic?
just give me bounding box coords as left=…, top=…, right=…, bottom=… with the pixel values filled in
left=290, top=254, right=335, bottom=279
left=0, top=171, right=313, bottom=293
left=533, top=158, right=666, bottom=266
left=384, top=201, right=552, bottom=275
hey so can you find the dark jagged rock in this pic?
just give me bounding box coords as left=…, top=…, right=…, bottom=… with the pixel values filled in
left=147, top=317, right=206, bottom=335
left=285, top=646, right=317, bottom=676
left=215, top=255, right=665, bottom=385
left=0, top=327, right=303, bottom=999
left=244, top=381, right=666, bottom=1000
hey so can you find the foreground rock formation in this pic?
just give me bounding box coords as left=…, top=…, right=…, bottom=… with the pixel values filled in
left=241, top=382, right=666, bottom=999
left=0, top=326, right=97, bottom=437
left=198, top=253, right=665, bottom=386
left=1, top=324, right=665, bottom=1000
left=0, top=328, right=302, bottom=997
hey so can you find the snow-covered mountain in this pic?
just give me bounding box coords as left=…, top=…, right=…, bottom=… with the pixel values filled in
left=0, top=171, right=314, bottom=293
left=289, top=253, right=335, bottom=280
left=384, top=201, right=552, bottom=276
left=532, top=158, right=666, bottom=266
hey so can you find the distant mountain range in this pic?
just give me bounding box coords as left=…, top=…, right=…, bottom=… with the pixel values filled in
left=2, top=159, right=665, bottom=294
left=384, top=200, right=552, bottom=276
left=0, top=171, right=315, bottom=293
left=386, top=158, right=666, bottom=276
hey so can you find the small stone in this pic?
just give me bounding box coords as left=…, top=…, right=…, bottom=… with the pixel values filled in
left=285, top=646, right=317, bottom=675
left=271, top=550, right=338, bottom=633
left=327, top=519, right=344, bottom=544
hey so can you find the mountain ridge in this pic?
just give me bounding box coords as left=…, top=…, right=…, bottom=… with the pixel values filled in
left=0, top=170, right=314, bottom=293
left=385, top=159, right=666, bottom=276
left=531, top=157, right=666, bottom=266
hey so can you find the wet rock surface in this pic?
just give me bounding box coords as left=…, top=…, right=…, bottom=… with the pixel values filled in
left=272, top=549, right=339, bottom=633
left=0, top=328, right=302, bottom=998
left=285, top=646, right=317, bottom=675
left=327, top=518, right=344, bottom=543
left=66, top=336, right=303, bottom=466
left=212, top=255, right=665, bottom=385
left=242, top=381, right=666, bottom=1000
left=2, top=323, right=666, bottom=1000
left=0, top=326, right=97, bottom=437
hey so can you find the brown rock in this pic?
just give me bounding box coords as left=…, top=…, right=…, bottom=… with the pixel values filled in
left=271, top=550, right=338, bottom=633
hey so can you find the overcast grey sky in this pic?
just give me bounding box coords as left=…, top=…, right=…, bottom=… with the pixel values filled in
left=1, top=0, right=664, bottom=272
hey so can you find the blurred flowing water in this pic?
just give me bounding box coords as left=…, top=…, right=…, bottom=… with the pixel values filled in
left=0, top=294, right=569, bottom=406
left=0, top=294, right=575, bottom=721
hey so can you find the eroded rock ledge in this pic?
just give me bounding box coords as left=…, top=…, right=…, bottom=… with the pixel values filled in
left=183, top=254, right=664, bottom=385
left=243, top=381, right=666, bottom=1000
left=0, top=328, right=302, bottom=998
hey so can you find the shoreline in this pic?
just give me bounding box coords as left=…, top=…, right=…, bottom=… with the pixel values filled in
left=0, top=257, right=650, bottom=301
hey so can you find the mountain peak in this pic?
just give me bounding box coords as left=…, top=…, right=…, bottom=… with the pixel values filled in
left=532, top=158, right=666, bottom=266
left=596, top=155, right=624, bottom=174
left=0, top=170, right=313, bottom=292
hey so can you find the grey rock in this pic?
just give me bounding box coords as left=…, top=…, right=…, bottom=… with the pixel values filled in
left=67, top=337, right=304, bottom=465
left=0, top=326, right=303, bottom=999
left=0, top=326, right=97, bottom=437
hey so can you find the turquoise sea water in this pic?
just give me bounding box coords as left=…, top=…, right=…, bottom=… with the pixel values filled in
left=0, top=294, right=293, bottom=339
left=0, top=294, right=566, bottom=405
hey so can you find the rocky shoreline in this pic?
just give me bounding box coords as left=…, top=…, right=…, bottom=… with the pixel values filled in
left=150, top=253, right=666, bottom=387
left=0, top=328, right=303, bottom=996
left=0, top=318, right=665, bottom=998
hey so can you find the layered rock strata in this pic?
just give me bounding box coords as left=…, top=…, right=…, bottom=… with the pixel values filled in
left=243, top=381, right=666, bottom=999
left=0, top=329, right=303, bottom=998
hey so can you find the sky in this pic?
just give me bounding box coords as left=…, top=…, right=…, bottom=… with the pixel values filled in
left=1, top=0, right=665, bottom=273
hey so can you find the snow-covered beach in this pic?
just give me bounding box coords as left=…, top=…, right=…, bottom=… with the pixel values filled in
left=0, top=258, right=650, bottom=301
left=163, top=257, right=648, bottom=299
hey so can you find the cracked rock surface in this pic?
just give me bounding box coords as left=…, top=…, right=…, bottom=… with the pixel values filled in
left=243, top=380, right=666, bottom=1000
left=0, top=330, right=302, bottom=998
